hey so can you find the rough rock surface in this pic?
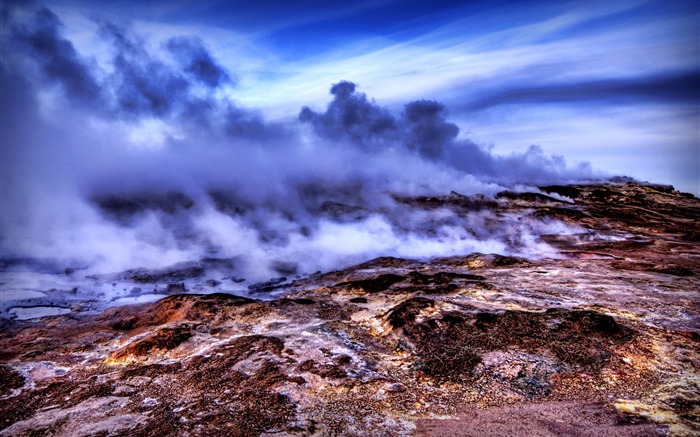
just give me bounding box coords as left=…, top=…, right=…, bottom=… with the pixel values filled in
left=1, top=182, right=698, bottom=436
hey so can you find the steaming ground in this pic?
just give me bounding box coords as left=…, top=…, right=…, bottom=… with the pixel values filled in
left=0, top=183, right=587, bottom=319
left=1, top=2, right=597, bottom=318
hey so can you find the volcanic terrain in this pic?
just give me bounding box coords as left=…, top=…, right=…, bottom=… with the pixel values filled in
left=1, top=181, right=698, bottom=436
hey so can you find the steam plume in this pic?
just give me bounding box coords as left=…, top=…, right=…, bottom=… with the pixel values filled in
left=1, top=2, right=594, bottom=283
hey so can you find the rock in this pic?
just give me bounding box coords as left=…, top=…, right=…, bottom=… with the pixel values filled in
left=247, top=277, right=288, bottom=292
left=335, top=274, right=405, bottom=292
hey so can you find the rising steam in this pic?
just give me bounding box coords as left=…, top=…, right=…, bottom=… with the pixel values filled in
left=1, top=2, right=595, bottom=283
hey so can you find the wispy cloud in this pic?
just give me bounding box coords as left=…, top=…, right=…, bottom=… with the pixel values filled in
left=236, top=5, right=697, bottom=114
left=459, top=71, right=700, bottom=111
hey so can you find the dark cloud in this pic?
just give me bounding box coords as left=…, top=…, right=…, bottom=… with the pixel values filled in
left=98, top=21, right=192, bottom=118
left=301, top=80, right=587, bottom=184
left=165, top=36, right=232, bottom=88
left=462, top=71, right=700, bottom=111
left=403, top=100, right=458, bottom=160
left=299, top=80, right=398, bottom=150
left=224, top=105, right=286, bottom=140
left=2, top=1, right=101, bottom=105
left=299, top=81, right=477, bottom=162
left=92, top=22, right=286, bottom=139
left=1, top=1, right=286, bottom=142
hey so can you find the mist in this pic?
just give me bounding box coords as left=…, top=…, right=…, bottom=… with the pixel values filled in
left=1, top=1, right=596, bottom=285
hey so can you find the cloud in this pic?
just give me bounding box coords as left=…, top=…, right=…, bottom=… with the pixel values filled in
left=98, top=21, right=192, bottom=118
left=402, top=100, right=459, bottom=160
left=165, top=36, right=232, bottom=88
left=91, top=20, right=286, bottom=139
left=461, top=71, right=700, bottom=111
left=2, top=2, right=246, bottom=126
left=300, top=80, right=591, bottom=184
left=2, top=1, right=101, bottom=105
left=224, top=0, right=697, bottom=196
left=1, top=2, right=594, bottom=285
left=96, top=21, right=241, bottom=122
left=299, top=81, right=398, bottom=150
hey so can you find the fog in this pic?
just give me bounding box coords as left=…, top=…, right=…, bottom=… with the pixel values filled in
left=1, top=2, right=596, bottom=286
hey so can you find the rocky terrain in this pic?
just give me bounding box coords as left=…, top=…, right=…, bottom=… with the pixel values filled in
left=0, top=181, right=698, bottom=436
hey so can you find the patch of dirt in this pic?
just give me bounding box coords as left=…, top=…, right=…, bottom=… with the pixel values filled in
left=389, top=301, right=633, bottom=381
left=415, top=401, right=664, bottom=436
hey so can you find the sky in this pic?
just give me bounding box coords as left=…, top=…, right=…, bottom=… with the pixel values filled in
left=37, top=0, right=699, bottom=194
left=0, top=0, right=699, bottom=279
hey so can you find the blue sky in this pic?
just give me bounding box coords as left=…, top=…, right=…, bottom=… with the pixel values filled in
left=38, top=0, right=698, bottom=194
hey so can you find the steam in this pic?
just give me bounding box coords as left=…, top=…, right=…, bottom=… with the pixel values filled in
left=1, top=2, right=594, bottom=283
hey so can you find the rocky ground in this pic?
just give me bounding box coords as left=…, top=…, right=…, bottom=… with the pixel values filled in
left=1, top=181, right=698, bottom=436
